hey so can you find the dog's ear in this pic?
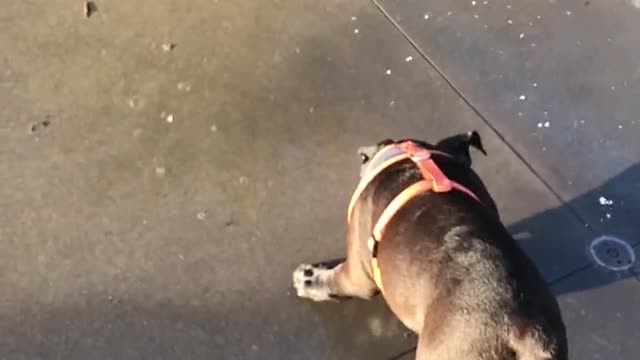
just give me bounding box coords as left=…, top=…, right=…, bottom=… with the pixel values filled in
left=436, top=131, right=487, bottom=166
left=466, top=131, right=487, bottom=155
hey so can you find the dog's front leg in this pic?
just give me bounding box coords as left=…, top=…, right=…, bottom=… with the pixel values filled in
left=292, top=259, right=377, bottom=301
left=292, top=258, right=376, bottom=301
left=293, top=225, right=378, bottom=301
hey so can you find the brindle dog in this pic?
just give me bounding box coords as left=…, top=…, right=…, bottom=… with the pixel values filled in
left=293, top=131, right=567, bottom=360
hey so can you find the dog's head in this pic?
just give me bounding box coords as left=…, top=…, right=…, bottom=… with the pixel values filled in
left=357, top=131, right=487, bottom=177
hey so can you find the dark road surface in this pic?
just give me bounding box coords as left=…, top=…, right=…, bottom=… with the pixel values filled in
left=1, top=1, right=638, bottom=359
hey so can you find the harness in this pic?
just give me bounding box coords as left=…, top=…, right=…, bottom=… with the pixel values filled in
left=347, top=141, right=481, bottom=294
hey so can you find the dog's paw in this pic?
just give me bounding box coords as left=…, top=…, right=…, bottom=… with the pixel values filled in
left=292, top=264, right=335, bottom=302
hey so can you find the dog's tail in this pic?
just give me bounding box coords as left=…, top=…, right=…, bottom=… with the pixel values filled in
left=506, top=316, right=558, bottom=360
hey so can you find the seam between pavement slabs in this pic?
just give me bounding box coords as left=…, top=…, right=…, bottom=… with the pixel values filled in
left=547, top=241, right=640, bottom=286
left=368, top=0, right=597, bottom=237
left=548, top=263, right=593, bottom=285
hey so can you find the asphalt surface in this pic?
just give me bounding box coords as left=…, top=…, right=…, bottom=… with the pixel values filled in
left=1, top=1, right=638, bottom=359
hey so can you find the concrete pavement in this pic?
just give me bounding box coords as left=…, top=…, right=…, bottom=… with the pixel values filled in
left=1, top=1, right=638, bottom=359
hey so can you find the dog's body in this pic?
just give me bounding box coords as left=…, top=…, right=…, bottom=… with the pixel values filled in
left=292, top=132, right=567, bottom=360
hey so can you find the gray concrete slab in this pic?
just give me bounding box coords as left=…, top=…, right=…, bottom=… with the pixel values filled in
left=375, top=0, right=640, bottom=245
left=0, top=0, right=635, bottom=359
left=0, top=0, right=583, bottom=359
left=552, top=261, right=640, bottom=360
left=0, top=3, right=423, bottom=359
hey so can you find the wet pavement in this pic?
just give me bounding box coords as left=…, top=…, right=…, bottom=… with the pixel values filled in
left=1, top=0, right=638, bottom=359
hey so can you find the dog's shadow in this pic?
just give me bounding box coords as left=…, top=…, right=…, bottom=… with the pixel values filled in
left=508, top=162, right=640, bottom=295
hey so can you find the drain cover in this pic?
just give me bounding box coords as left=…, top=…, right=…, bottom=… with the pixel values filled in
left=589, top=236, right=636, bottom=271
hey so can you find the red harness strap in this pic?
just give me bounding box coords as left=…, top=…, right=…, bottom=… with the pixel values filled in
left=347, top=141, right=481, bottom=293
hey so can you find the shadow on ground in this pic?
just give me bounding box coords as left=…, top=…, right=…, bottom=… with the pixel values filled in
left=508, top=163, right=640, bottom=294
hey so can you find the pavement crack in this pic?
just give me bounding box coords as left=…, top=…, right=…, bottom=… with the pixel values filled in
left=369, top=0, right=597, bottom=236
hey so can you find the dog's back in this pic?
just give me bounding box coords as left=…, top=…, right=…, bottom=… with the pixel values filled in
left=385, top=222, right=567, bottom=360
left=369, top=159, right=567, bottom=359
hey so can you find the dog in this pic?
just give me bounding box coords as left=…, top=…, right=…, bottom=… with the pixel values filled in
left=292, top=131, right=567, bottom=360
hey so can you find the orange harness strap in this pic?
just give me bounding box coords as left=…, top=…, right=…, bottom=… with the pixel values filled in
left=347, top=141, right=481, bottom=293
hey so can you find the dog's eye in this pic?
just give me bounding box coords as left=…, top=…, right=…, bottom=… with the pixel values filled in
left=360, top=153, right=370, bottom=164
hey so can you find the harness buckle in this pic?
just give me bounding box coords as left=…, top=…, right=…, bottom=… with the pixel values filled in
left=367, top=236, right=378, bottom=257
